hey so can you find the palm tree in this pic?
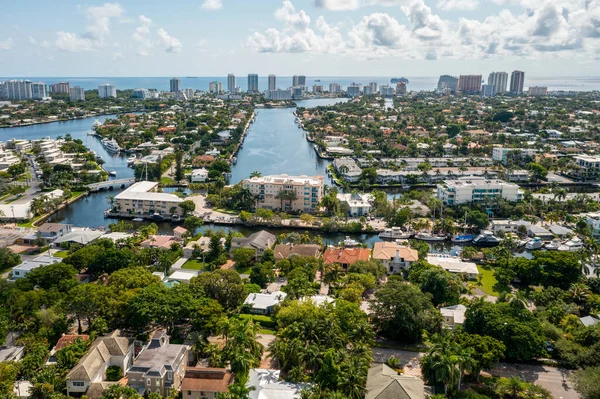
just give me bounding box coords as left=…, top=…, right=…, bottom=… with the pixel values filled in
left=456, top=347, right=476, bottom=391
left=568, top=282, right=591, bottom=306
left=250, top=171, right=262, bottom=178
left=107, top=195, right=116, bottom=209
left=553, top=188, right=568, bottom=202
left=495, top=376, right=526, bottom=399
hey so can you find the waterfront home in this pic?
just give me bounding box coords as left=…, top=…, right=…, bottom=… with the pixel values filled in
left=66, top=331, right=134, bottom=397
left=243, top=291, right=287, bottom=315
left=490, top=219, right=531, bottom=235
left=426, top=255, right=479, bottom=280
left=365, top=364, right=426, bottom=399
left=372, top=242, right=418, bottom=274
left=114, top=181, right=184, bottom=217
left=436, top=178, right=523, bottom=206
left=9, top=254, right=62, bottom=281
left=527, top=225, right=553, bottom=240
left=272, top=243, right=321, bottom=260
left=231, top=230, right=276, bottom=260
left=140, top=235, right=179, bottom=250
left=191, top=168, right=209, bottom=182
left=241, top=174, right=324, bottom=213
left=173, top=226, right=188, bottom=241
left=336, top=193, right=373, bottom=216
left=37, top=223, right=72, bottom=243
left=47, top=335, right=90, bottom=365
left=248, top=369, right=307, bottom=399
left=181, top=368, right=234, bottom=399
left=127, top=330, right=188, bottom=397
left=53, top=229, right=105, bottom=247
left=440, top=304, right=467, bottom=329
left=183, top=237, right=211, bottom=258
left=166, top=270, right=199, bottom=284
left=323, top=247, right=371, bottom=269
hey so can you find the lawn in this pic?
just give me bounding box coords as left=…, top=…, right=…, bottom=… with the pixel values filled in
left=160, top=177, right=177, bottom=185
left=53, top=250, right=70, bottom=258
left=477, top=265, right=500, bottom=296
left=182, top=259, right=206, bottom=270
left=235, top=265, right=252, bottom=275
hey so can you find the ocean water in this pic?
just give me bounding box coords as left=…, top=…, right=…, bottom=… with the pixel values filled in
left=2, top=76, right=599, bottom=92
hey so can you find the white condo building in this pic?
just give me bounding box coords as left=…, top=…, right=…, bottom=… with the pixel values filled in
left=98, top=84, right=117, bottom=98
left=437, top=177, right=523, bottom=205
left=264, top=89, right=292, bottom=100
left=492, top=147, right=538, bottom=164
left=70, top=86, right=85, bottom=101
left=241, top=174, right=324, bottom=213
left=1, top=80, right=33, bottom=100
left=487, top=72, right=508, bottom=95
left=31, top=82, right=48, bottom=99
left=329, top=82, right=341, bottom=93
left=114, top=181, right=184, bottom=217
left=209, top=81, right=222, bottom=93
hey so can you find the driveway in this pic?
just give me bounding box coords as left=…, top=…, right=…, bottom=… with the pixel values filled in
left=490, top=363, right=578, bottom=399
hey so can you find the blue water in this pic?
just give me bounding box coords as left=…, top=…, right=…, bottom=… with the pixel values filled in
left=3, top=76, right=599, bottom=92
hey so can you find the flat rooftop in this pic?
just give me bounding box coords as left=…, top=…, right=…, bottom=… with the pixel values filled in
left=443, top=178, right=517, bottom=188
left=245, top=174, right=323, bottom=186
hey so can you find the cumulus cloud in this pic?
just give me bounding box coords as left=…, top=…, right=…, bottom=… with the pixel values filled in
left=133, top=15, right=153, bottom=55
left=55, top=2, right=123, bottom=52
left=28, top=36, right=37, bottom=45
left=437, top=0, right=479, bottom=11
left=157, top=28, right=182, bottom=53
left=0, top=38, right=14, bottom=50
left=247, top=0, right=600, bottom=62
left=201, top=0, right=223, bottom=10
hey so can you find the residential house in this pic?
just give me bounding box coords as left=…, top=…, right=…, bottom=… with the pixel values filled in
left=248, top=369, right=306, bottom=399
left=173, top=226, right=188, bottom=241
left=372, top=242, right=418, bottom=274
left=440, top=305, right=467, bottom=329
left=37, top=223, right=72, bottom=243
left=191, top=168, right=208, bottom=183
left=243, top=291, right=287, bottom=315
left=580, top=315, right=600, bottom=327
left=140, top=235, right=180, bottom=250
left=66, top=331, right=134, bottom=396
left=272, top=243, right=321, bottom=260
left=9, top=255, right=62, bottom=281
left=0, top=346, right=25, bottom=362
left=166, top=270, right=199, bottom=284
left=336, top=193, right=373, bottom=216
left=426, top=255, right=479, bottom=280
left=53, top=230, right=104, bottom=247
left=47, top=334, right=90, bottom=365
left=323, top=247, right=371, bottom=269
left=527, top=225, right=553, bottom=240
left=127, top=330, right=188, bottom=396
left=183, top=237, right=211, bottom=258
left=181, top=368, right=234, bottom=399
left=231, top=230, right=275, bottom=260
left=489, top=219, right=531, bottom=235
left=365, top=364, right=426, bottom=399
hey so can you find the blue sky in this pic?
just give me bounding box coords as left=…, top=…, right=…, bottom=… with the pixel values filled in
left=0, top=0, right=598, bottom=77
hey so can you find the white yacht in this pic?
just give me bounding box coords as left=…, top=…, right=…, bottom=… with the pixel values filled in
left=558, top=237, right=584, bottom=252
left=343, top=236, right=359, bottom=247
left=92, top=119, right=103, bottom=129
left=379, top=227, right=412, bottom=240
left=525, top=237, right=544, bottom=250
left=544, top=238, right=563, bottom=250
left=101, top=138, right=121, bottom=153
left=127, top=155, right=137, bottom=165
left=415, top=232, right=448, bottom=242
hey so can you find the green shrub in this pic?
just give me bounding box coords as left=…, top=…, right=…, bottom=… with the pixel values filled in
left=106, top=365, right=122, bottom=381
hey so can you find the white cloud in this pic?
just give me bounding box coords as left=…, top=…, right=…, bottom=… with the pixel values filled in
left=133, top=15, right=153, bottom=55
left=314, top=0, right=406, bottom=10
left=46, top=56, right=55, bottom=62
left=111, top=52, right=124, bottom=60
left=157, top=28, right=182, bottom=53
left=28, top=36, right=37, bottom=45
left=0, top=38, right=13, bottom=50
left=437, top=0, right=479, bottom=11
left=201, top=0, right=223, bottom=10
left=55, top=2, right=123, bottom=52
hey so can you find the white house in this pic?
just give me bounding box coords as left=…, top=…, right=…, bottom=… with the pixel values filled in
left=440, top=304, right=467, bottom=329
left=9, top=255, right=62, bottom=281
left=191, top=168, right=208, bottom=183
left=426, top=254, right=479, bottom=280
left=336, top=193, right=373, bottom=216
left=372, top=242, right=419, bottom=274
left=243, top=291, right=287, bottom=315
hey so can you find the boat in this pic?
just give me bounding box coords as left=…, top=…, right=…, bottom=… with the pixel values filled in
left=379, top=227, right=412, bottom=240
left=232, top=157, right=237, bottom=164
left=92, top=119, right=103, bottom=129
left=132, top=217, right=144, bottom=222
left=558, top=237, right=584, bottom=252
left=525, top=237, right=544, bottom=250
left=109, top=170, right=117, bottom=176
left=127, top=155, right=137, bottom=165
left=451, top=234, right=475, bottom=244
left=343, top=236, right=359, bottom=247
left=390, top=77, right=409, bottom=84
left=544, top=238, right=562, bottom=250
left=101, top=138, right=121, bottom=153
left=472, top=231, right=502, bottom=247
left=415, top=232, right=448, bottom=242
left=152, top=213, right=165, bottom=221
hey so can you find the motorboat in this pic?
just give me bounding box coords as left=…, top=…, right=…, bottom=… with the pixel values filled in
left=525, top=237, right=544, bottom=250
left=127, top=155, right=137, bottom=165
left=92, top=119, right=103, bottom=129
left=343, top=236, right=359, bottom=247
left=101, top=138, right=121, bottom=153
left=132, top=217, right=144, bottom=222
left=379, top=227, right=412, bottom=240
left=558, top=237, right=584, bottom=252
left=544, top=238, right=562, bottom=250
left=451, top=234, right=475, bottom=244
left=232, top=157, right=237, bottom=164
left=109, top=170, right=117, bottom=176
left=472, top=231, right=502, bottom=247
left=415, top=232, right=448, bottom=242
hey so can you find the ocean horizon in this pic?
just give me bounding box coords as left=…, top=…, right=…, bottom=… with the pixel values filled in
left=1, top=76, right=599, bottom=92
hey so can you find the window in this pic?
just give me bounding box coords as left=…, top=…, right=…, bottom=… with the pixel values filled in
left=167, top=371, right=172, bottom=381
left=147, top=378, right=151, bottom=386
left=187, top=392, right=191, bottom=396
left=73, top=381, right=85, bottom=387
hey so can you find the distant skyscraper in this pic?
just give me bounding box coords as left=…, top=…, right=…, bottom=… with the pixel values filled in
left=482, top=84, right=496, bottom=97
left=291, top=86, right=305, bottom=100
left=227, top=74, right=236, bottom=93
left=329, top=82, right=341, bottom=93
left=347, top=83, right=362, bottom=97
left=209, top=81, right=222, bottom=93
left=31, top=82, right=47, bottom=99
left=132, top=88, right=149, bottom=99
left=268, top=74, right=276, bottom=91
left=98, top=84, right=117, bottom=98
left=312, top=84, right=323, bottom=93
left=292, top=75, right=306, bottom=87
left=369, top=81, right=378, bottom=94
left=3, top=80, right=33, bottom=100
left=487, top=72, right=508, bottom=95
left=510, top=70, right=525, bottom=95
left=457, top=75, right=482, bottom=93
left=50, top=82, right=70, bottom=94
left=380, top=85, right=394, bottom=97
left=170, top=78, right=181, bottom=93
left=528, top=86, right=547, bottom=96
left=185, top=88, right=195, bottom=99
left=395, top=82, right=407, bottom=95
left=265, top=89, right=292, bottom=100
left=248, top=74, right=259, bottom=93
left=70, top=86, right=85, bottom=101
left=363, top=86, right=373, bottom=95
left=437, top=75, right=458, bottom=92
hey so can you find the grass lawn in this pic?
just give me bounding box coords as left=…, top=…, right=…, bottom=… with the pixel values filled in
left=235, top=265, right=252, bottom=275
left=182, top=259, right=206, bottom=270
left=477, top=265, right=500, bottom=296
left=160, top=177, right=177, bottom=185
left=54, top=250, right=70, bottom=258
left=258, top=328, right=276, bottom=335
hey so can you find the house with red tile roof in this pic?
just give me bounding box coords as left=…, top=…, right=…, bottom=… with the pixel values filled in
left=323, top=247, right=371, bottom=269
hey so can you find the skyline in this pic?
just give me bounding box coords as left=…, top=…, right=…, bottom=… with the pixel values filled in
left=0, top=0, right=599, bottom=77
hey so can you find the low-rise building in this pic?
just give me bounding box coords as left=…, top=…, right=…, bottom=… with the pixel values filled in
left=181, top=368, right=234, bottom=399
left=249, top=369, right=306, bottom=399
left=366, top=364, right=425, bottom=399
left=9, top=255, right=63, bottom=281
left=337, top=193, right=372, bottom=216
left=426, top=254, right=479, bottom=279
left=184, top=237, right=211, bottom=258
left=37, top=223, right=72, bottom=243
left=114, top=181, right=184, bottom=217
left=231, top=230, right=275, bottom=260
left=241, top=175, right=324, bottom=213
left=440, top=304, right=467, bottom=329
left=191, top=168, right=208, bottom=182
left=243, top=291, right=287, bottom=315
left=272, top=243, right=321, bottom=260
left=492, top=147, right=538, bottom=165
left=437, top=177, right=523, bottom=205
left=372, top=242, right=418, bottom=274
left=323, top=247, right=371, bottom=269
left=490, top=219, right=531, bottom=234
left=573, top=155, right=600, bottom=180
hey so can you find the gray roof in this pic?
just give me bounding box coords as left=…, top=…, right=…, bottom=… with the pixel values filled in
left=580, top=315, right=600, bottom=327
left=67, top=332, right=132, bottom=381
left=244, top=291, right=287, bottom=310
left=528, top=225, right=552, bottom=235
left=366, top=364, right=424, bottom=399
left=131, top=332, right=187, bottom=378
left=548, top=225, right=574, bottom=236
left=232, top=230, right=275, bottom=251
left=0, top=346, right=24, bottom=362
left=54, top=230, right=104, bottom=245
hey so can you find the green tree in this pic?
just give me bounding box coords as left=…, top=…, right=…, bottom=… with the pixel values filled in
left=570, top=367, right=600, bottom=399
left=178, top=200, right=196, bottom=216
left=232, top=248, right=256, bottom=269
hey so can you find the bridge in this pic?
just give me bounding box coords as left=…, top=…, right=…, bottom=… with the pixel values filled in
left=88, top=178, right=135, bottom=192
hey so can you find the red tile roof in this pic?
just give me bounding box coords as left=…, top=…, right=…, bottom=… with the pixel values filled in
left=323, top=247, right=371, bottom=266
left=54, top=334, right=90, bottom=350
